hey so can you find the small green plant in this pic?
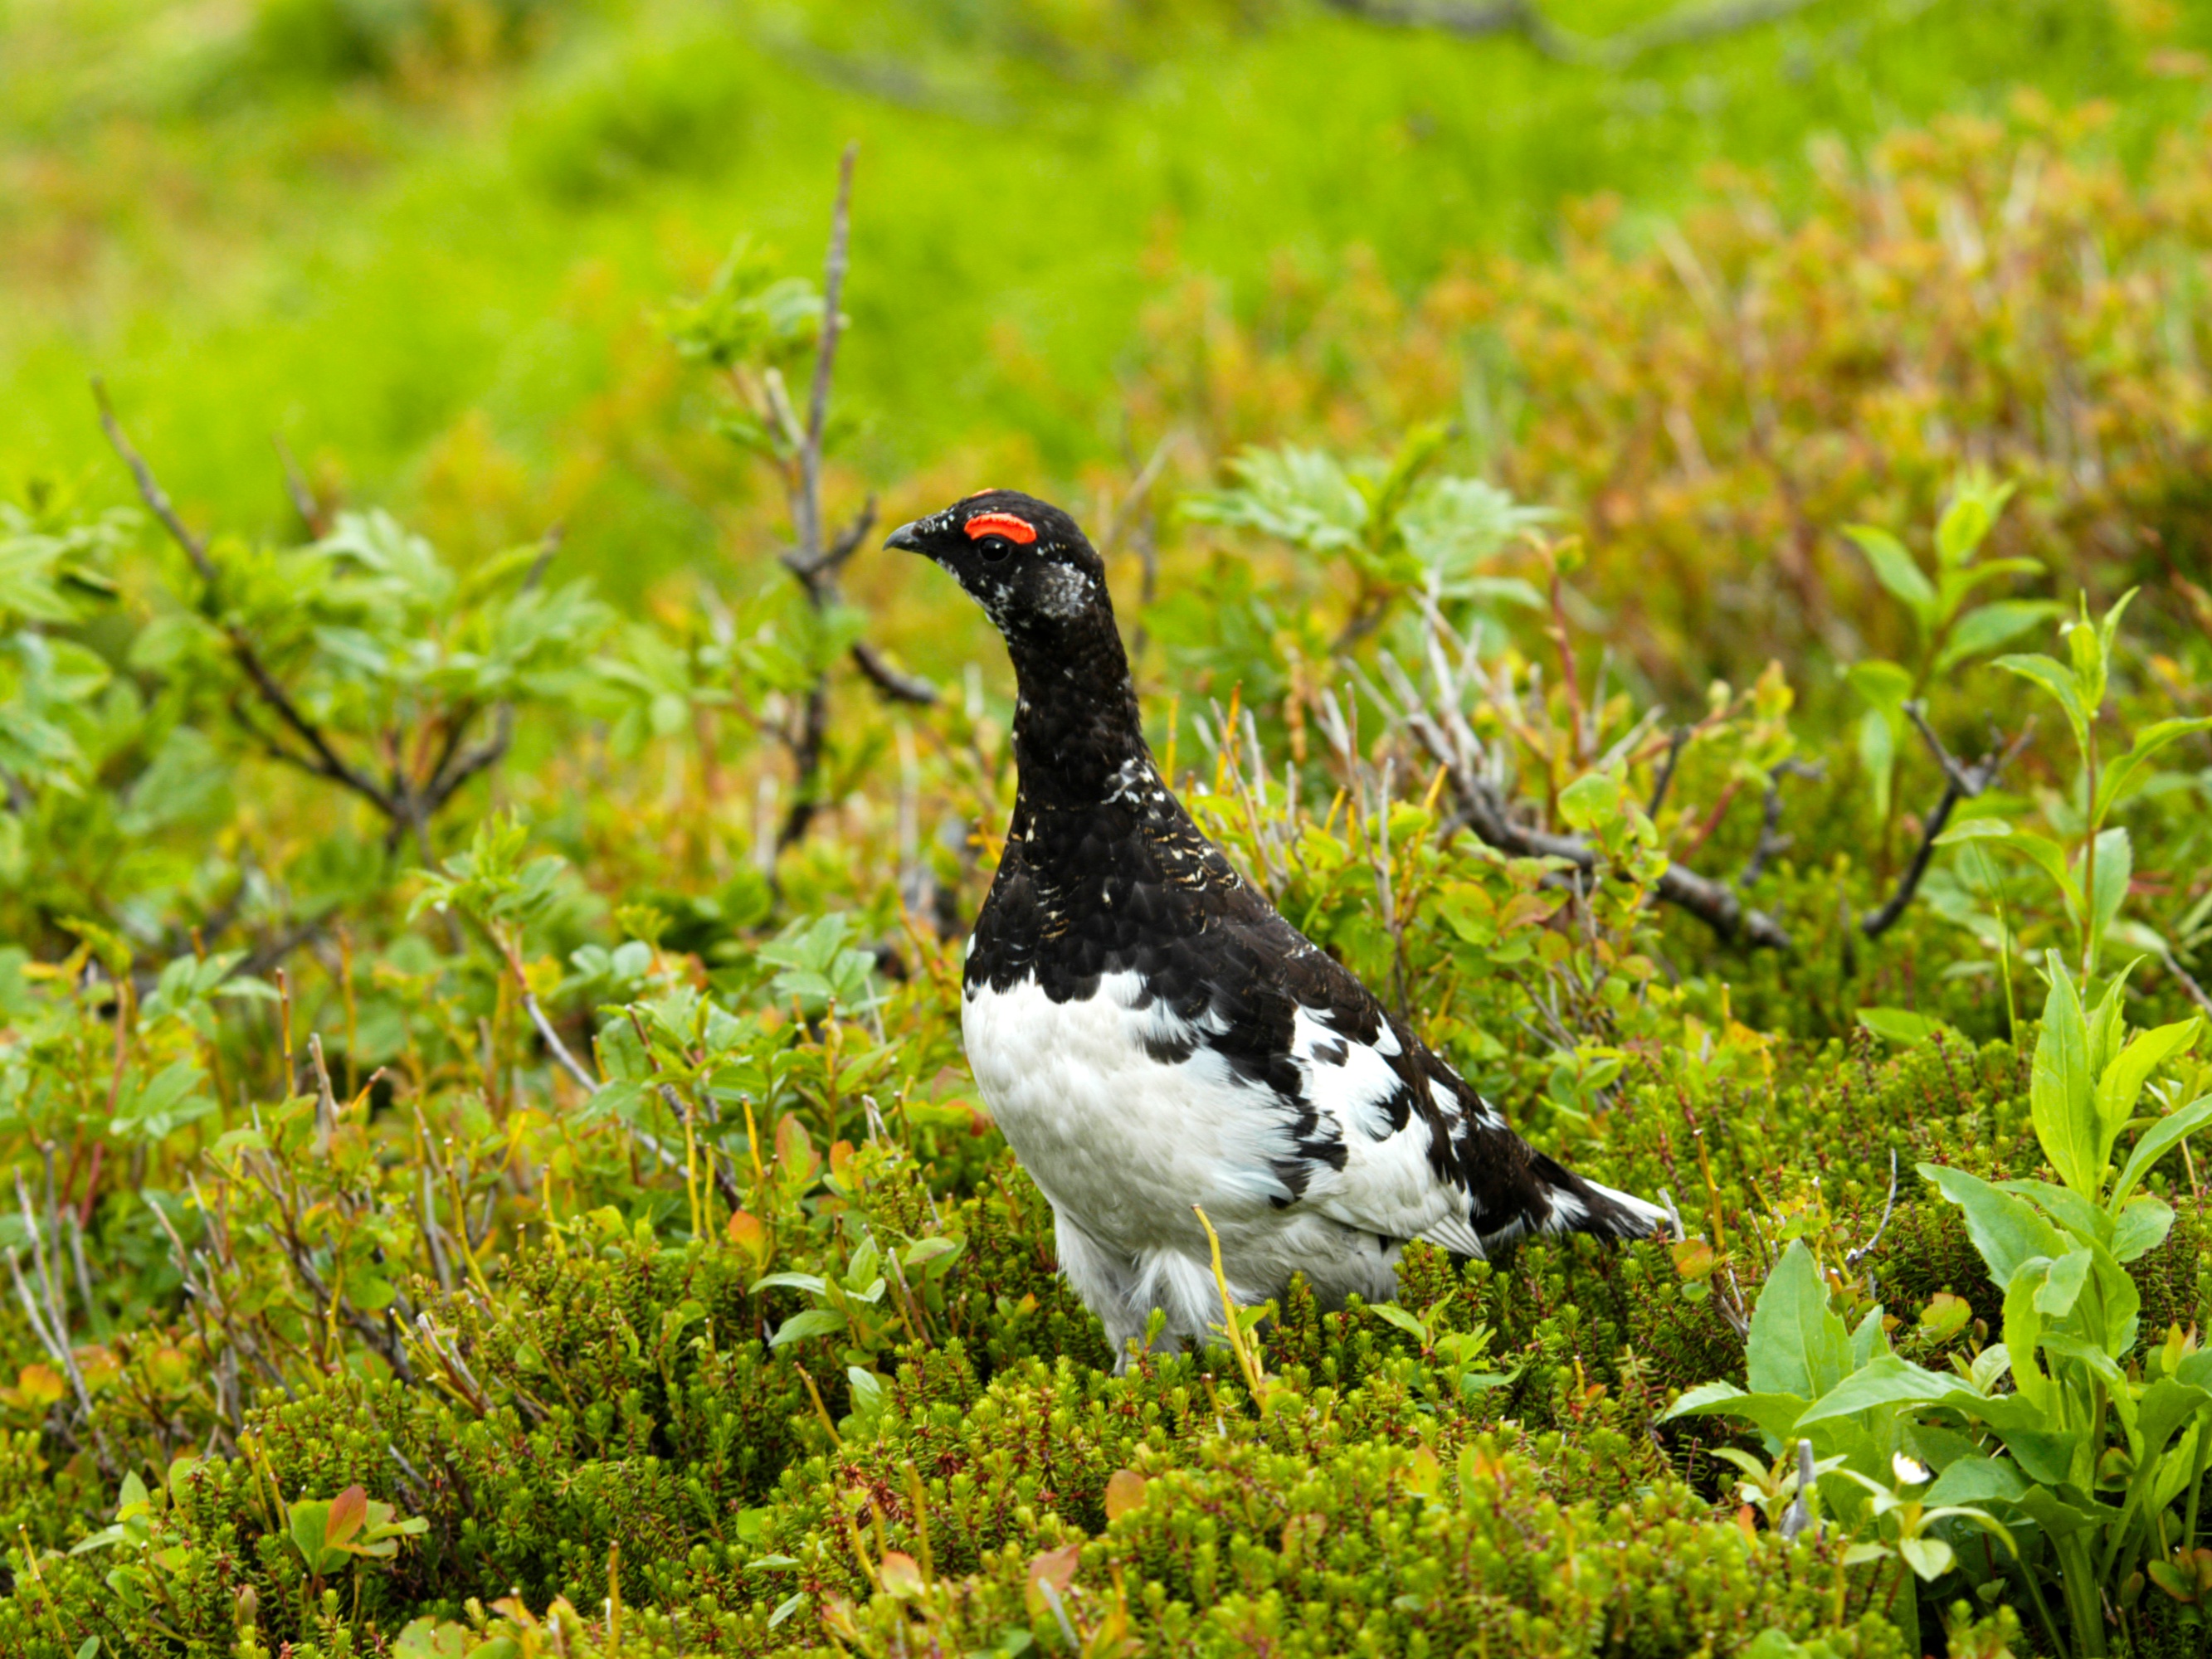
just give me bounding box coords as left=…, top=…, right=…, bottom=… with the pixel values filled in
left=1844, top=471, right=2054, bottom=833
left=1673, top=951, right=2212, bottom=1657
left=1932, top=592, right=2212, bottom=984
left=1182, top=425, right=1548, bottom=647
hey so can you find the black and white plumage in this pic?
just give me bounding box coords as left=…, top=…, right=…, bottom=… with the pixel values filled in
left=887, top=490, right=1666, bottom=1363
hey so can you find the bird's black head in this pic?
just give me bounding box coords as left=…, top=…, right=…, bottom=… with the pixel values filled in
left=884, top=490, right=1110, bottom=640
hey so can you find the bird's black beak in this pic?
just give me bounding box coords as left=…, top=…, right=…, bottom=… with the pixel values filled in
left=884, top=520, right=927, bottom=555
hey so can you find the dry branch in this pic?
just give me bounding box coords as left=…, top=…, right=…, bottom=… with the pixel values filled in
left=1859, top=704, right=2031, bottom=941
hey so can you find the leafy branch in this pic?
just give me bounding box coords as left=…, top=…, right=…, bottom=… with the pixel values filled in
left=95, top=382, right=580, bottom=860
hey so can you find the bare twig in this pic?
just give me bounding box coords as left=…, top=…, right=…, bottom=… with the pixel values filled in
left=797, top=144, right=857, bottom=563
left=851, top=640, right=937, bottom=705
left=524, top=987, right=602, bottom=1097
left=98, top=382, right=401, bottom=815
left=1845, top=1149, right=1899, bottom=1272
left=1740, top=757, right=1825, bottom=888
left=1859, top=707, right=2033, bottom=940
left=2158, top=946, right=2212, bottom=1022
left=1646, top=726, right=1690, bottom=819
left=1436, top=753, right=1794, bottom=949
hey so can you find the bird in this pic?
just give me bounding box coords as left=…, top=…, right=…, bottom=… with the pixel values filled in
left=886, top=489, right=1666, bottom=1365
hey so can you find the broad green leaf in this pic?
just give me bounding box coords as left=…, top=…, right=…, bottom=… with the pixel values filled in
left=1369, top=1302, right=1428, bottom=1339
left=1747, top=1240, right=1854, bottom=1402
left=2133, top=1378, right=2212, bottom=1460
left=1917, top=1163, right=2068, bottom=1288
left=2093, top=588, right=2137, bottom=705
left=2094, top=717, right=2212, bottom=823
left=2096, top=1018, right=2200, bottom=1143
left=2085, top=827, right=2131, bottom=966
left=1845, top=527, right=1937, bottom=624
left=1995, top=1178, right=2109, bottom=1248
left=1557, top=771, right=1624, bottom=834
left=767, top=1308, right=848, bottom=1347
left=1857, top=706, right=1897, bottom=820
left=1659, top=1381, right=1812, bottom=1449
left=1794, top=1355, right=1965, bottom=1425
left=2112, top=1096, right=2212, bottom=1207
left=2110, top=1195, right=2175, bottom=1264
left=1934, top=822, right=2080, bottom=914
left=2033, top=1248, right=2091, bottom=1319
left=2001, top=1266, right=2053, bottom=1414
left=2087, top=958, right=2135, bottom=1080
left=1857, top=1008, right=1937, bottom=1047
left=1898, top=1535, right=1955, bottom=1581
left=2029, top=961, right=2100, bottom=1198
left=1994, top=653, right=2089, bottom=757
left=1923, top=1455, right=2031, bottom=1508
left=1845, top=659, right=1913, bottom=713
left=2015, top=1485, right=2104, bottom=1540
left=1935, top=599, right=2062, bottom=675
left=1934, top=477, right=2015, bottom=567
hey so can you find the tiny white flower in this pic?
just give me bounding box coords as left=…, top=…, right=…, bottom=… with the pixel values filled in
left=1892, top=1452, right=1930, bottom=1486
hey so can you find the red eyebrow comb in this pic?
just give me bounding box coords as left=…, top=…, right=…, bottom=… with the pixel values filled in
left=963, top=512, right=1037, bottom=545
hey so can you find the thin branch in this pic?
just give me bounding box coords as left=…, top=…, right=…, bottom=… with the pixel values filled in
left=796, top=143, right=858, bottom=563
left=97, top=382, right=399, bottom=816
left=1432, top=747, right=1792, bottom=949
left=1646, top=725, right=1690, bottom=819
left=524, top=987, right=602, bottom=1097
left=1740, top=757, right=1824, bottom=888
left=1859, top=707, right=2033, bottom=940
left=1844, top=1148, right=1899, bottom=1270
left=850, top=640, right=937, bottom=705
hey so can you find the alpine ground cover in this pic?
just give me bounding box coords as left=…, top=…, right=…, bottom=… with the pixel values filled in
left=9, top=11, right=2212, bottom=1657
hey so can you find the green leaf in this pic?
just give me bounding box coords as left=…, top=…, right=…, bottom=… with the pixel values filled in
left=1934, top=821, right=2081, bottom=915
left=1935, top=600, right=2063, bottom=675
left=1845, top=527, right=1937, bottom=625
left=1795, top=1355, right=1966, bottom=1425
left=2029, top=959, right=2101, bottom=1198
left=2001, top=1266, right=2054, bottom=1414
left=1856, top=706, right=1898, bottom=820
left=2110, top=1196, right=2175, bottom=1264
left=1557, top=771, right=1624, bottom=834
left=1917, top=1163, right=2068, bottom=1289
left=767, top=1308, right=848, bottom=1348
left=2095, top=717, right=2212, bottom=825
left=2086, top=827, right=2132, bottom=966
left=1898, top=1535, right=1955, bottom=1582
left=1923, top=1455, right=2031, bottom=1508
left=1369, top=1302, right=1429, bottom=1339
left=2096, top=1018, right=2200, bottom=1144
left=2134, top=1378, right=2212, bottom=1461
left=1857, top=1008, right=1940, bottom=1047
left=1935, top=476, right=2015, bottom=567
left=2111, top=1096, right=2212, bottom=1207
left=1995, top=653, right=2090, bottom=757
left=1659, top=1381, right=1813, bottom=1449
left=2033, top=1248, right=2092, bottom=1319
left=1747, top=1240, right=1854, bottom=1402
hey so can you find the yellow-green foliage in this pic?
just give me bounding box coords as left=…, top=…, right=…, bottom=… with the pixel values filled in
left=8, top=58, right=2212, bottom=1659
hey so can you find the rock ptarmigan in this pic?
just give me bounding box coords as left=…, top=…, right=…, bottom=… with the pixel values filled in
left=887, top=490, right=1665, bottom=1365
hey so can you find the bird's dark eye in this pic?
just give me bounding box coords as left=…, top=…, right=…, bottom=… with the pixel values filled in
left=977, top=536, right=1013, bottom=562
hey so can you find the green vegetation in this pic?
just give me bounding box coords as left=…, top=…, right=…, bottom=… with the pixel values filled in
left=9, top=2, right=2212, bottom=1655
